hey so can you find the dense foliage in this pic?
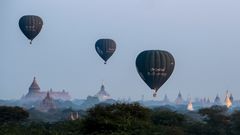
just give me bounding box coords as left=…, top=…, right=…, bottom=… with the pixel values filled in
left=0, top=106, right=29, bottom=123
left=0, top=104, right=240, bottom=135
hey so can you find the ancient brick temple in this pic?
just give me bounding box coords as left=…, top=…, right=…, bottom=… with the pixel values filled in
left=21, top=77, right=71, bottom=101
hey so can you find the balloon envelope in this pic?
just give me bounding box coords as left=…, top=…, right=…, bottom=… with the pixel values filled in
left=136, top=50, right=175, bottom=96
left=19, top=15, right=43, bottom=44
left=95, top=39, right=116, bottom=64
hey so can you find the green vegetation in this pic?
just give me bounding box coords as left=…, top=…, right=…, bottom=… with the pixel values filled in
left=0, top=106, right=29, bottom=123
left=0, top=104, right=240, bottom=135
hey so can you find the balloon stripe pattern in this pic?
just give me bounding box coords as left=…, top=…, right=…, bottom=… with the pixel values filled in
left=136, top=50, right=175, bottom=95
left=95, top=39, right=116, bottom=64
left=19, top=15, right=43, bottom=43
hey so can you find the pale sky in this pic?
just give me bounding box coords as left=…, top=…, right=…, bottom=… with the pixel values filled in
left=1, top=0, right=240, bottom=101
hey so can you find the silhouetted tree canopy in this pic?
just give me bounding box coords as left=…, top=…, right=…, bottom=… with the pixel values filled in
left=230, top=110, right=240, bottom=135
left=198, top=105, right=230, bottom=135
left=1, top=104, right=240, bottom=135
left=0, top=106, right=29, bottom=123
left=82, top=103, right=151, bottom=134
left=151, top=108, right=185, bottom=126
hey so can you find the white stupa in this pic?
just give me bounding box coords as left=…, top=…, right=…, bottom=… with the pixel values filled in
left=95, top=82, right=111, bottom=101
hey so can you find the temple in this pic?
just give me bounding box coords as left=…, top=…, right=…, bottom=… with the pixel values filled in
left=21, top=77, right=71, bottom=101
left=214, top=94, right=221, bottom=105
left=225, top=91, right=232, bottom=108
left=95, top=83, right=111, bottom=101
left=38, top=92, right=56, bottom=112
left=187, top=99, right=194, bottom=111
left=175, top=91, right=183, bottom=104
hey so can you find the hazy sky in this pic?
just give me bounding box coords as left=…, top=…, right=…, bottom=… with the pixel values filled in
left=1, top=0, right=240, bottom=101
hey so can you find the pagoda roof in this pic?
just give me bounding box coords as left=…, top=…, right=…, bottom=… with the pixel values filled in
left=29, top=77, right=40, bottom=91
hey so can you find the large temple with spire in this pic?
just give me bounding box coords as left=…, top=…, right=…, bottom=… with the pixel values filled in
left=21, top=77, right=71, bottom=101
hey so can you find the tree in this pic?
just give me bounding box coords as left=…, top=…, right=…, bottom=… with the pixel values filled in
left=198, top=105, right=230, bottom=135
left=150, top=108, right=186, bottom=135
left=82, top=103, right=152, bottom=135
left=230, top=110, right=240, bottom=135
left=151, top=108, right=185, bottom=126
left=0, top=106, right=29, bottom=123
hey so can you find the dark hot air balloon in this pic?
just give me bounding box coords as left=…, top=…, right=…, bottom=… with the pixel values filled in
left=136, top=50, right=175, bottom=97
left=19, top=15, right=43, bottom=44
left=95, top=39, right=116, bottom=64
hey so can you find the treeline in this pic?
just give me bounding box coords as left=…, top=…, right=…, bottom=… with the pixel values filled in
left=1, top=104, right=240, bottom=135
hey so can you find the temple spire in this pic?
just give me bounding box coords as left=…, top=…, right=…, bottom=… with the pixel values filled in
left=29, top=76, right=40, bottom=92
left=46, top=92, right=50, bottom=99
left=225, top=90, right=232, bottom=108
left=95, top=82, right=111, bottom=101
left=100, top=81, right=105, bottom=91
left=187, top=99, right=194, bottom=111
left=175, top=91, right=183, bottom=104
left=214, top=94, right=221, bottom=105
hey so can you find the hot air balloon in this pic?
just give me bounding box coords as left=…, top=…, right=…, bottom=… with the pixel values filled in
left=19, top=15, right=43, bottom=44
left=95, top=39, right=116, bottom=64
left=136, top=50, right=175, bottom=97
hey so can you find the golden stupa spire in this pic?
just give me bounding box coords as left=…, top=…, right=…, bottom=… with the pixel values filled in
left=225, top=90, right=232, bottom=108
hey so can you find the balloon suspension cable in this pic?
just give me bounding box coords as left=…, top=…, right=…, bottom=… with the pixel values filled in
left=153, top=89, right=157, bottom=97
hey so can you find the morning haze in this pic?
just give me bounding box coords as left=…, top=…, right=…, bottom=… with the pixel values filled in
left=0, top=0, right=240, bottom=101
